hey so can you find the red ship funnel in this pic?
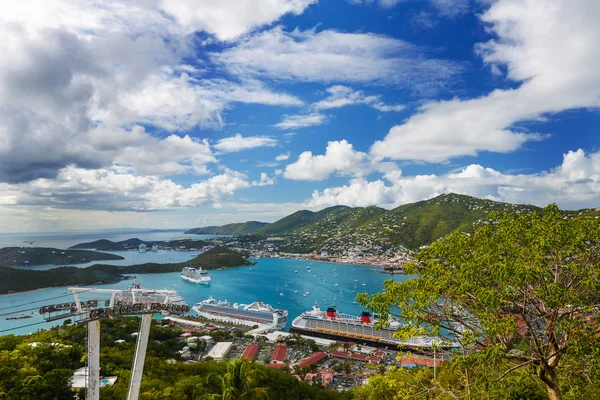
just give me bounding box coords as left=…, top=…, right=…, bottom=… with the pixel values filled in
left=326, top=307, right=336, bottom=319
left=361, top=311, right=372, bottom=324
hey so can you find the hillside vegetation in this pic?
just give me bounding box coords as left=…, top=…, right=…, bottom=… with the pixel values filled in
left=216, top=194, right=600, bottom=254
left=187, top=246, right=254, bottom=269
left=0, top=247, right=124, bottom=267
left=185, top=221, right=268, bottom=235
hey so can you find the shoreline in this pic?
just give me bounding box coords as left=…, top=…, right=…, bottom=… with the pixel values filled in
left=253, top=254, right=408, bottom=272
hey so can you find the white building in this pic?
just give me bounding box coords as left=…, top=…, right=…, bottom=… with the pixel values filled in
left=200, top=335, right=215, bottom=347
left=206, top=341, right=233, bottom=360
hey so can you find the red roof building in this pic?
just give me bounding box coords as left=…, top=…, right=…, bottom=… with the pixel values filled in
left=332, top=351, right=350, bottom=359
left=241, top=344, right=259, bottom=361
left=332, top=351, right=368, bottom=362
left=271, top=344, right=288, bottom=364
left=350, top=353, right=368, bottom=361
left=296, top=352, right=327, bottom=368
left=367, top=356, right=381, bottom=364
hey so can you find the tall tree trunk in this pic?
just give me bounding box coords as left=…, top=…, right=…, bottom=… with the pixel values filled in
left=539, top=367, right=561, bottom=400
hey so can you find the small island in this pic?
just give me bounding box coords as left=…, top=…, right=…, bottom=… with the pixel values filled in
left=0, top=247, right=124, bottom=267
left=69, top=238, right=208, bottom=251
left=0, top=247, right=253, bottom=294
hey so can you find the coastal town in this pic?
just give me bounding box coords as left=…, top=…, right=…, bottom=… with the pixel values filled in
left=157, top=316, right=443, bottom=392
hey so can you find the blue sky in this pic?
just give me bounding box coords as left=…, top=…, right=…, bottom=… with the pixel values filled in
left=0, top=0, right=598, bottom=231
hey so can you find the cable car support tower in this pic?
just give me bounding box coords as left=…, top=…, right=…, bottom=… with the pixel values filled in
left=38, top=287, right=189, bottom=400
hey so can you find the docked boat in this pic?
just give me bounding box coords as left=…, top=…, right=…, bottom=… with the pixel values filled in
left=181, top=266, right=211, bottom=285
left=193, top=296, right=288, bottom=329
left=290, top=303, right=458, bottom=351
left=121, top=285, right=187, bottom=306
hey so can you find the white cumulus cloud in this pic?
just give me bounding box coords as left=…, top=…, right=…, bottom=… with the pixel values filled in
left=0, top=1, right=304, bottom=183
left=306, top=149, right=600, bottom=210
left=275, top=152, right=291, bottom=161
left=0, top=166, right=252, bottom=211
left=284, top=140, right=369, bottom=180
left=371, top=0, right=600, bottom=163
left=214, top=134, right=278, bottom=153
left=252, top=172, right=276, bottom=187
left=274, top=113, right=327, bottom=130
left=158, top=0, right=317, bottom=41
left=214, top=26, right=462, bottom=93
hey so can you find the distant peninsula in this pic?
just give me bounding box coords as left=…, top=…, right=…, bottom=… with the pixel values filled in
left=69, top=238, right=208, bottom=251
left=184, top=221, right=268, bottom=235
left=0, top=247, right=253, bottom=294
left=0, top=247, right=124, bottom=267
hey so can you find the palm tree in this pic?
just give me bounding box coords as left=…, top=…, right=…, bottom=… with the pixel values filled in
left=204, top=359, right=269, bottom=400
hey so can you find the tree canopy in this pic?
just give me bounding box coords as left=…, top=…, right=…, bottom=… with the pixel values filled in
left=359, top=204, right=600, bottom=400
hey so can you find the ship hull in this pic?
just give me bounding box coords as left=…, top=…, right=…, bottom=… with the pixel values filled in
left=289, top=326, right=451, bottom=353
left=193, top=306, right=286, bottom=329
left=181, top=275, right=210, bottom=285
left=289, top=326, right=401, bottom=350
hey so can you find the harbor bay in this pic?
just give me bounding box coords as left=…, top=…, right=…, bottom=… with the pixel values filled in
left=0, top=257, right=407, bottom=335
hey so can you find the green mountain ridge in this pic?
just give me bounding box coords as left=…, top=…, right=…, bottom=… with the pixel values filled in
left=213, top=193, right=600, bottom=253
left=184, top=221, right=268, bottom=235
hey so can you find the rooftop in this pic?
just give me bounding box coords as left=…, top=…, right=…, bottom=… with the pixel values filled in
left=206, top=341, right=233, bottom=360
left=241, top=344, right=259, bottom=361
left=271, top=344, right=287, bottom=363
left=297, top=352, right=327, bottom=368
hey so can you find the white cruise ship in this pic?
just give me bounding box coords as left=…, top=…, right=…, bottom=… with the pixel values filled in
left=290, top=303, right=458, bottom=350
left=181, top=266, right=211, bottom=284
left=193, top=296, right=288, bottom=329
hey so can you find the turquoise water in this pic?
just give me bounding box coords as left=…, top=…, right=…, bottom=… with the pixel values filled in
left=1, top=258, right=408, bottom=335
left=18, top=250, right=200, bottom=270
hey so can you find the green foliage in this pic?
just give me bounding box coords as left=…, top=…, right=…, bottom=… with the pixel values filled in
left=186, top=246, right=254, bottom=270
left=231, top=193, right=551, bottom=253
left=359, top=204, right=600, bottom=399
left=0, top=319, right=348, bottom=400
left=354, top=364, right=550, bottom=400
left=0, top=265, right=125, bottom=294
left=185, top=222, right=269, bottom=235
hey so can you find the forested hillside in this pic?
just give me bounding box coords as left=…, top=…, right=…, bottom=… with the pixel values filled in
left=209, top=193, right=600, bottom=254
